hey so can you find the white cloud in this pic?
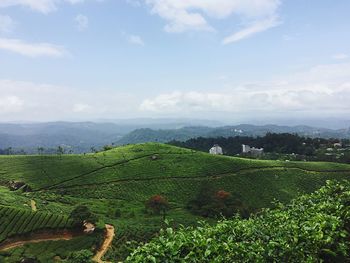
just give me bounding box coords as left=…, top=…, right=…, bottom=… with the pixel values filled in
left=128, top=34, right=144, bottom=45
left=2, top=62, right=350, bottom=121
left=140, top=62, right=350, bottom=117
left=75, top=14, right=89, bottom=31
left=122, top=32, right=145, bottom=45
left=0, top=0, right=86, bottom=14
left=0, top=79, right=139, bottom=121
left=222, top=15, right=280, bottom=44
left=0, top=95, right=23, bottom=113
left=0, top=15, right=15, bottom=33
left=139, top=0, right=281, bottom=40
left=332, top=53, right=348, bottom=60
left=73, top=103, right=91, bottom=112
left=0, top=38, right=66, bottom=57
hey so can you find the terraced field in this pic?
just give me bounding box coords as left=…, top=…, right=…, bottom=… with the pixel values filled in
left=0, top=143, right=350, bottom=262
left=0, top=206, right=73, bottom=244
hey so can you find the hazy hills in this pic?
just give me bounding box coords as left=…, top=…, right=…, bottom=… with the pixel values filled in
left=0, top=121, right=349, bottom=153
left=117, top=124, right=350, bottom=145
left=0, top=119, right=220, bottom=153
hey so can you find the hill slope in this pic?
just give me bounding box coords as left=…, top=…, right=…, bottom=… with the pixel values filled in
left=117, top=125, right=350, bottom=145
left=0, top=143, right=350, bottom=261
left=127, top=180, right=350, bottom=262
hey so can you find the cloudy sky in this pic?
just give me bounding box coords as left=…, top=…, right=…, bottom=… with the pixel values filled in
left=0, top=0, right=350, bottom=122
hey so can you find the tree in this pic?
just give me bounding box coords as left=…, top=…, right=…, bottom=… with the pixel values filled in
left=188, top=185, right=251, bottom=218
left=187, top=181, right=215, bottom=216
left=103, top=145, right=113, bottom=151
left=5, top=147, right=13, bottom=155
left=70, top=205, right=98, bottom=227
left=145, top=195, right=170, bottom=220
left=37, top=147, right=44, bottom=155
left=57, top=146, right=65, bottom=158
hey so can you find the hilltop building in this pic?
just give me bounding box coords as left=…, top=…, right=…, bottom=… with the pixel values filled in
left=242, top=144, right=264, bottom=157
left=209, top=144, right=223, bottom=155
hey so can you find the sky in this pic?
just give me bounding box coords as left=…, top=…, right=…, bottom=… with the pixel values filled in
left=0, top=0, right=350, bottom=123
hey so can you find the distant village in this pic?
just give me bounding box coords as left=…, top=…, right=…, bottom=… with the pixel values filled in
left=209, top=144, right=264, bottom=157
left=208, top=140, right=350, bottom=162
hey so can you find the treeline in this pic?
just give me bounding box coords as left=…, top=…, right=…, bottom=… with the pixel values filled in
left=0, top=147, right=73, bottom=155
left=169, top=133, right=349, bottom=156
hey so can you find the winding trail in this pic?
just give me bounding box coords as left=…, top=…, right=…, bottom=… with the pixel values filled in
left=93, top=224, right=115, bottom=263
left=0, top=231, right=78, bottom=252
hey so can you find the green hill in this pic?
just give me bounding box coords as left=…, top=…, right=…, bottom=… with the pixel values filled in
left=0, top=143, right=350, bottom=262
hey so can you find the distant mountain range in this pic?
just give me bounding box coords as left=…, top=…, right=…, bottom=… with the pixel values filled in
left=0, top=121, right=349, bottom=153
left=0, top=119, right=221, bottom=153
left=116, top=124, right=350, bottom=145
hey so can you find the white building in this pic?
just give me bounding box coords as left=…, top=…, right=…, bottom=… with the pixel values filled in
left=242, top=144, right=264, bottom=156
left=242, top=144, right=251, bottom=153
left=209, top=144, right=223, bottom=155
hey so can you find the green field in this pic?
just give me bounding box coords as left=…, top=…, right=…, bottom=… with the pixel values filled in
left=0, top=143, right=350, bottom=261
left=0, top=206, right=73, bottom=244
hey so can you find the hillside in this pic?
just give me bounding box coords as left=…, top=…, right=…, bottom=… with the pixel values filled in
left=117, top=125, right=350, bottom=145
left=127, top=180, right=350, bottom=262
left=1, top=143, right=350, bottom=261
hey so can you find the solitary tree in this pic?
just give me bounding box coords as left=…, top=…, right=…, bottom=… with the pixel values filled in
left=70, top=205, right=98, bottom=228
left=5, top=147, right=13, bottom=155
left=37, top=147, right=44, bottom=155
left=57, top=146, right=65, bottom=159
left=145, top=195, right=170, bottom=220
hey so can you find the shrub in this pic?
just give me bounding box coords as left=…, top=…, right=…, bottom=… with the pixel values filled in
left=67, top=249, right=94, bottom=263
left=115, top=209, right=122, bottom=218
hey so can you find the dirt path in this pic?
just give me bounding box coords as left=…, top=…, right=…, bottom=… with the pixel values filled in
left=0, top=231, right=76, bottom=251
left=30, top=199, right=37, bottom=212
left=93, top=224, right=115, bottom=263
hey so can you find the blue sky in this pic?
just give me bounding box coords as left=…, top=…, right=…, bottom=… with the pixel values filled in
left=0, top=0, right=349, bottom=122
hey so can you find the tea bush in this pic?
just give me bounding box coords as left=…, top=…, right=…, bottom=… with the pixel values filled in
left=127, top=180, right=350, bottom=262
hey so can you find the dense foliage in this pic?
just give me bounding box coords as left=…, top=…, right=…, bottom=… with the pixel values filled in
left=127, top=180, right=350, bottom=262
left=187, top=182, right=251, bottom=218
left=69, top=205, right=98, bottom=227
left=170, top=133, right=350, bottom=163
left=145, top=195, right=170, bottom=219
left=170, top=133, right=349, bottom=156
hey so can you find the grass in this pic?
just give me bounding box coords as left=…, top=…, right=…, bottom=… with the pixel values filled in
left=0, top=143, right=350, bottom=261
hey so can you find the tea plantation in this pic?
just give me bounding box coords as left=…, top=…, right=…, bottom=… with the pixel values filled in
left=0, top=206, right=72, bottom=244
left=127, top=180, right=350, bottom=262
left=0, top=143, right=350, bottom=262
